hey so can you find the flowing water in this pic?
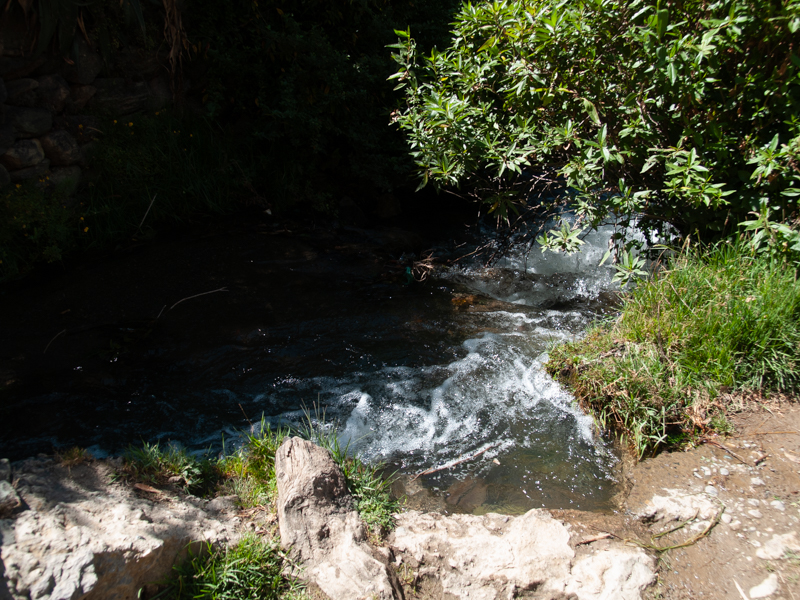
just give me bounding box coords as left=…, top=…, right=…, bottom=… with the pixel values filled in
left=1, top=220, right=623, bottom=514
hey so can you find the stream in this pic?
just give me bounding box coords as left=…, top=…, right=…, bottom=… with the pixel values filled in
left=0, top=216, right=623, bottom=514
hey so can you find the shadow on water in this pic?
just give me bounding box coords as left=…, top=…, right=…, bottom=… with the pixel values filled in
left=0, top=215, right=623, bottom=514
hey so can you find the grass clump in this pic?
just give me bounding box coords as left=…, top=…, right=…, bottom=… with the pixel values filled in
left=298, top=417, right=400, bottom=536
left=218, top=422, right=291, bottom=509
left=122, top=441, right=221, bottom=497
left=547, top=238, right=800, bottom=457
left=158, top=533, right=306, bottom=600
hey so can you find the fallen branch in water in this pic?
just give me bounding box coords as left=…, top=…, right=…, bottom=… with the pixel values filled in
left=43, top=329, right=67, bottom=354
left=156, top=287, right=229, bottom=319
left=411, top=443, right=500, bottom=481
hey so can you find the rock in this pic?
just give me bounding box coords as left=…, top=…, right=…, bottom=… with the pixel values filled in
left=61, top=37, right=104, bottom=85
left=748, top=509, right=763, bottom=519
left=721, top=512, right=732, bottom=524
left=636, top=489, right=719, bottom=522
left=49, top=166, right=82, bottom=196
left=756, top=532, right=800, bottom=560
left=1, top=139, right=45, bottom=170
left=0, top=164, right=10, bottom=188
left=88, top=78, right=150, bottom=116
left=0, top=124, right=14, bottom=156
left=719, top=467, right=730, bottom=476
left=749, top=573, right=779, bottom=598
left=0, top=57, right=45, bottom=80
left=8, top=158, right=49, bottom=182
left=704, top=485, right=718, bottom=497
left=0, top=480, right=21, bottom=517
left=36, top=74, right=70, bottom=114
left=391, top=510, right=655, bottom=600
left=207, top=495, right=239, bottom=514
left=751, top=477, right=766, bottom=486
left=770, top=500, right=785, bottom=512
left=6, top=106, right=52, bottom=138
left=39, top=130, right=81, bottom=166
left=67, top=85, right=97, bottom=113
left=5, top=78, right=38, bottom=107
left=275, top=437, right=396, bottom=600
left=146, top=75, right=172, bottom=111
left=1, top=457, right=238, bottom=600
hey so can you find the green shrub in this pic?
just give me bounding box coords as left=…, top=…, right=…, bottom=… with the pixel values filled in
left=390, top=0, right=800, bottom=259
left=547, top=236, right=800, bottom=457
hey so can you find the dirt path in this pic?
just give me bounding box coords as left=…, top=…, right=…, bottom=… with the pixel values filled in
left=614, top=403, right=800, bottom=600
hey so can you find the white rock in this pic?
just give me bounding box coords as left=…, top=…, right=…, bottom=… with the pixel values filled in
left=391, top=510, right=655, bottom=600
left=719, top=467, right=730, bottom=476
left=701, top=466, right=712, bottom=477
left=636, top=489, right=719, bottom=522
left=756, top=532, right=800, bottom=560
left=721, top=513, right=732, bottom=524
left=748, top=509, right=764, bottom=519
left=751, top=477, right=766, bottom=486
left=704, top=485, right=718, bottom=496
left=770, top=500, right=786, bottom=512
left=749, top=573, right=779, bottom=598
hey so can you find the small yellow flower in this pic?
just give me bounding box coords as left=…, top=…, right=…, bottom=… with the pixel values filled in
left=83, top=227, right=89, bottom=232
left=155, top=111, right=160, bottom=115
left=80, top=217, right=84, bottom=221
left=15, top=184, right=21, bottom=188
left=78, top=124, right=84, bottom=128
left=128, top=122, right=133, bottom=127
left=189, top=134, right=193, bottom=137
left=114, top=120, right=117, bottom=124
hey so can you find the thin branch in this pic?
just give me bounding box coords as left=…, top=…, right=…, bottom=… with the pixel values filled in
left=138, top=193, right=158, bottom=231
left=411, top=443, right=500, bottom=481
left=168, top=287, right=228, bottom=312
left=43, top=329, right=67, bottom=354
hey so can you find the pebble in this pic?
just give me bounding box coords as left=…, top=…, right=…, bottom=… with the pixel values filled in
left=719, top=467, right=730, bottom=476
left=721, top=513, right=732, bottom=524
left=748, top=509, right=763, bottom=519
left=701, top=466, right=712, bottom=477
left=704, top=485, right=718, bottom=496
left=751, top=477, right=766, bottom=486
left=730, top=521, right=742, bottom=531
left=770, top=500, right=785, bottom=512
left=749, top=499, right=761, bottom=507
left=693, top=470, right=704, bottom=479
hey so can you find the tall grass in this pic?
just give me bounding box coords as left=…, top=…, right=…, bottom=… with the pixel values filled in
left=159, top=534, right=307, bottom=600
left=121, top=441, right=220, bottom=496
left=547, top=238, right=800, bottom=457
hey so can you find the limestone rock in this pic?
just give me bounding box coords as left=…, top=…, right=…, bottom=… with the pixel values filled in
left=8, top=158, right=49, bottom=182
left=275, top=437, right=396, bottom=600
left=1, top=457, right=239, bottom=600
left=750, top=573, right=779, bottom=598
left=0, top=480, right=21, bottom=517
left=6, top=106, right=52, bottom=139
left=5, top=78, right=38, bottom=107
left=756, top=532, right=800, bottom=560
left=39, top=130, right=81, bottom=166
left=1, top=139, right=45, bottom=170
left=391, top=510, right=655, bottom=600
left=0, top=459, right=11, bottom=482
left=635, top=488, right=719, bottom=522
left=36, top=75, right=70, bottom=114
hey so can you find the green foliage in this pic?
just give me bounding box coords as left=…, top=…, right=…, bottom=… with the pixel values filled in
left=0, top=180, right=75, bottom=280
left=390, top=0, right=800, bottom=255
left=297, top=415, right=400, bottom=535
left=219, top=420, right=291, bottom=509
left=547, top=236, right=800, bottom=457
left=122, top=441, right=221, bottom=496
left=160, top=534, right=306, bottom=600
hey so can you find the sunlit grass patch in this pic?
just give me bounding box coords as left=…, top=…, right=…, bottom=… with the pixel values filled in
left=159, top=533, right=307, bottom=600
left=121, top=441, right=221, bottom=497
left=547, top=238, right=800, bottom=457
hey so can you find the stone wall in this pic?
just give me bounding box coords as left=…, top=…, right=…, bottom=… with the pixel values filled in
left=0, top=13, right=173, bottom=195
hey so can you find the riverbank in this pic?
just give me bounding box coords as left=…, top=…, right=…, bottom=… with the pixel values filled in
left=4, top=406, right=800, bottom=600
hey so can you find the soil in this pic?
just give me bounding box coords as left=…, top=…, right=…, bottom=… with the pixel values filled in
left=607, top=402, right=800, bottom=600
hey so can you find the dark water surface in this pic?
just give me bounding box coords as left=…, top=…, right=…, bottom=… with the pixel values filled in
left=0, top=216, right=622, bottom=514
